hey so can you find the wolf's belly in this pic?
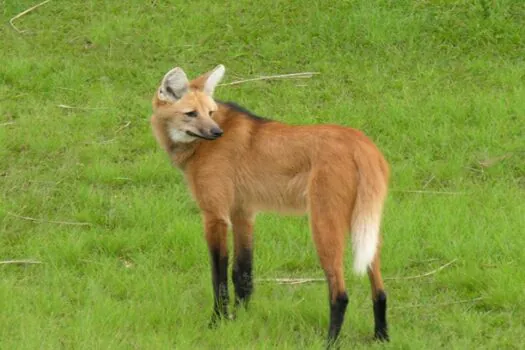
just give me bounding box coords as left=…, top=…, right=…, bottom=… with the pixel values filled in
left=238, top=172, right=310, bottom=215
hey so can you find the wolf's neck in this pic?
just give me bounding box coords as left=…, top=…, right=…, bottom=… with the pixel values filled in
left=168, top=140, right=199, bottom=169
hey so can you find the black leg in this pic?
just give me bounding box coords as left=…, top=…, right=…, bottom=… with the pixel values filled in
left=327, top=291, right=349, bottom=347
left=208, top=248, right=229, bottom=327
left=373, top=290, right=388, bottom=341
left=232, top=248, right=253, bottom=307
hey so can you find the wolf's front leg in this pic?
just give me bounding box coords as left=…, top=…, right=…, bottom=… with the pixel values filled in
left=231, top=212, right=254, bottom=308
left=205, top=216, right=230, bottom=327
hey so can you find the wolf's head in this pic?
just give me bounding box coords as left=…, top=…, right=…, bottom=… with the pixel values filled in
left=152, top=65, right=226, bottom=142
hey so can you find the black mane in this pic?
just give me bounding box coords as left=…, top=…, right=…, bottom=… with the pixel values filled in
left=218, top=101, right=272, bottom=123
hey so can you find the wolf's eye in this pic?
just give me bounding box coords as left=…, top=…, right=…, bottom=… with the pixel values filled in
left=209, top=111, right=214, bottom=117
left=185, top=111, right=198, bottom=118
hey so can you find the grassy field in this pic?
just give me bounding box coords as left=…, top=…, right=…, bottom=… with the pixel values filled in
left=1, top=0, right=524, bottom=348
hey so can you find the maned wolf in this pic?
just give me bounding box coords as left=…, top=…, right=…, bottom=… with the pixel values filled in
left=150, top=65, right=390, bottom=345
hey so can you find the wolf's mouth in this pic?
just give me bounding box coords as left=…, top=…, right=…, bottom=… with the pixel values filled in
left=186, top=130, right=218, bottom=140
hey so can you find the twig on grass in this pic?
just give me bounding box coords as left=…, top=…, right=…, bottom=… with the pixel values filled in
left=1, top=93, right=28, bottom=101
left=9, top=0, right=51, bottom=33
left=91, top=122, right=130, bottom=145
left=257, top=277, right=325, bottom=285
left=89, top=123, right=129, bottom=146
left=114, top=121, right=131, bottom=133
left=95, top=138, right=116, bottom=145
left=0, top=121, right=16, bottom=127
left=408, top=257, right=439, bottom=263
left=465, top=166, right=484, bottom=174
left=0, top=259, right=42, bottom=265
left=478, top=154, right=512, bottom=168
left=220, top=72, right=320, bottom=86
left=28, top=179, right=64, bottom=185
left=390, top=189, right=465, bottom=195
left=422, top=175, right=435, bottom=189
left=385, top=259, right=457, bottom=281
left=6, top=212, right=91, bottom=226
left=57, top=104, right=109, bottom=110
left=390, top=297, right=484, bottom=310
left=260, top=259, right=457, bottom=285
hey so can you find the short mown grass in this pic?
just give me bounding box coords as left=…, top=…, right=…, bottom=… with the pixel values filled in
left=1, top=0, right=524, bottom=348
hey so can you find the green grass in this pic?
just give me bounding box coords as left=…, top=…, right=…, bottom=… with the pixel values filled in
left=1, top=0, right=524, bottom=348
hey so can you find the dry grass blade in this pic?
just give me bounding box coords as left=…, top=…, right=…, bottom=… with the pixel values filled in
left=385, top=259, right=457, bottom=280
left=9, top=0, right=51, bottom=33
left=7, top=212, right=91, bottom=226
left=0, top=260, right=42, bottom=265
left=257, top=277, right=325, bottom=285
left=114, top=121, right=131, bottom=133
left=422, top=175, right=436, bottom=189
left=408, top=257, right=439, bottom=263
left=94, top=138, right=116, bottom=145
left=391, top=297, right=484, bottom=310
left=58, top=104, right=109, bottom=110
left=285, top=279, right=323, bottom=285
left=220, top=72, right=320, bottom=86
left=256, top=260, right=457, bottom=285
left=114, top=177, right=132, bottom=181
left=478, top=154, right=512, bottom=168
left=91, top=121, right=131, bottom=145
left=391, top=190, right=465, bottom=195
left=0, top=121, right=16, bottom=127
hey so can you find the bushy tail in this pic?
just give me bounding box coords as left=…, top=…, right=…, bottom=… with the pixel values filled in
left=351, top=144, right=389, bottom=275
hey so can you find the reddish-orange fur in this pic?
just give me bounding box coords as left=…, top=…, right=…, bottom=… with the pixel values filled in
left=150, top=65, right=390, bottom=343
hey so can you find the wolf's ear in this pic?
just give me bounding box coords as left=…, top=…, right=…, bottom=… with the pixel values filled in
left=203, top=64, right=225, bottom=96
left=158, top=67, right=189, bottom=102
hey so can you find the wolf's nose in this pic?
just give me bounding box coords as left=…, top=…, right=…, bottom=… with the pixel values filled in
left=210, top=127, right=223, bottom=138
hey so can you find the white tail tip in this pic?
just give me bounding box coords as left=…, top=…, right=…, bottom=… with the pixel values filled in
left=352, top=215, right=380, bottom=275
